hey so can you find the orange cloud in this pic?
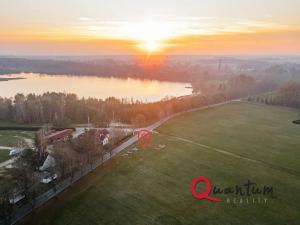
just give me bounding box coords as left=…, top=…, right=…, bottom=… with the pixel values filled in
left=0, top=36, right=140, bottom=55
left=165, top=29, right=300, bottom=54
left=0, top=29, right=300, bottom=55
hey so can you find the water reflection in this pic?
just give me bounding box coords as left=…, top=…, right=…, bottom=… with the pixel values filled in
left=0, top=73, right=192, bottom=102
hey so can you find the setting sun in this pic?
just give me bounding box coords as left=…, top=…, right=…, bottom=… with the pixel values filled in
left=144, top=41, right=159, bottom=52
left=123, top=20, right=176, bottom=53
left=140, top=40, right=165, bottom=53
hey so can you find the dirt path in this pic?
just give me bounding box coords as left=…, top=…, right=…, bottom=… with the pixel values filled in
left=0, top=146, right=13, bottom=150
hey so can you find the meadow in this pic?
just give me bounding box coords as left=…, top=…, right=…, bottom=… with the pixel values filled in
left=0, top=130, right=35, bottom=147
left=22, top=102, right=300, bottom=225
left=0, top=150, right=10, bottom=163
left=0, top=120, right=36, bottom=163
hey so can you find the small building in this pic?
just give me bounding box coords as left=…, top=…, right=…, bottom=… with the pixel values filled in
left=44, top=129, right=73, bottom=144
left=98, top=129, right=110, bottom=146
left=39, top=154, right=56, bottom=171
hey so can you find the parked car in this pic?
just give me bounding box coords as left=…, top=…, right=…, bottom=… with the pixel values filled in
left=9, top=148, right=22, bottom=157
left=40, top=172, right=58, bottom=184
left=9, top=193, right=25, bottom=204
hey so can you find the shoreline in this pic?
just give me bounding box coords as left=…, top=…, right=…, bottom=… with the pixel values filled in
left=0, top=77, right=25, bottom=82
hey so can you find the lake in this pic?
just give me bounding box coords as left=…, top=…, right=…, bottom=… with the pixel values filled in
left=0, top=73, right=192, bottom=102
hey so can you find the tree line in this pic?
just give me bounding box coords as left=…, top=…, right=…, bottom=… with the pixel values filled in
left=248, top=80, right=300, bottom=109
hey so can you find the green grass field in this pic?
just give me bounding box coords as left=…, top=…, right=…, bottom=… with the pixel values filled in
left=0, top=127, right=35, bottom=163
left=0, top=150, right=10, bottom=163
left=0, top=120, right=36, bottom=148
left=23, top=102, right=300, bottom=225
left=0, top=130, right=35, bottom=147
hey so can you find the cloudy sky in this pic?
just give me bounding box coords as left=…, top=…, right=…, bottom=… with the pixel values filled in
left=1, top=0, right=300, bottom=55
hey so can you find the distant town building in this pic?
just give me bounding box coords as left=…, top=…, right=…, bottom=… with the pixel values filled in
left=97, top=129, right=110, bottom=146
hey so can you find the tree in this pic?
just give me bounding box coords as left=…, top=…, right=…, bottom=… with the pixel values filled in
left=14, top=93, right=26, bottom=122
left=0, top=179, right=13, bottom=224
left=0, top=98, right=12, bottom=120
left=132, top=113, right=146, bottom=126
left=278, top=80, right=300, bottom=108
left=12, top=150, right=39, bottom=199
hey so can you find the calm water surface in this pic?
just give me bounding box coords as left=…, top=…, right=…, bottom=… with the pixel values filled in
left=0, top=73, right=192, bottom=102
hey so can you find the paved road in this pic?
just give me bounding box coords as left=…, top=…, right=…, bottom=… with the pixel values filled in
left=145, top=99, right=237, bottom=131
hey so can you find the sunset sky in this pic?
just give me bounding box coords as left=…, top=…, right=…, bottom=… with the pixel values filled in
left=1, top=0, right=300, bottom=55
